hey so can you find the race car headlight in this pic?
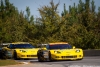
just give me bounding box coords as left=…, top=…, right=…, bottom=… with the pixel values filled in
left=54, top=51, right=61, bottom=54
left=20, top=50, right=26, bottom=52
left=76, top=50, right=80, bottom=52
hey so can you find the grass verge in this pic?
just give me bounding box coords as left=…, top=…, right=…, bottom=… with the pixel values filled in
left=0, top=59, right=19, bottom=66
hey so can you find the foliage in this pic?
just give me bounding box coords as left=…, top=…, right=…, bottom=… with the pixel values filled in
left=0, top=0, right=100, bottom=49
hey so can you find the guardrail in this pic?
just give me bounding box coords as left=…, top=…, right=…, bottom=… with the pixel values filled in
left=83, top=50, right=100, bottom=56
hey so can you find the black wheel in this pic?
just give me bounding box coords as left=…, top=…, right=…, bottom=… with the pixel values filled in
left=47, top=51, right=52, bottom=61
left=2, top=50, right=7, bottom=59
left=37, top=50, right=44, bottom=62
left=38, top=55, right=43, bottom=62
left=13, top=51, right=18, bottom=60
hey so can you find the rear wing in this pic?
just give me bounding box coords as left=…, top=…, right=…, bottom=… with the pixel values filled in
left=12, top=42, right=30, bottom=44
left=37, top=44, right=48, bottom=48
left=0, top=43, right=11, bottom=47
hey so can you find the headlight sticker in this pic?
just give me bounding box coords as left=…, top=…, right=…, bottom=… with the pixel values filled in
left=20, top=50, right=26, bottom=52
left=76, top=49, right=80, bottom=52
left=54, top=51, right=61, bottom=54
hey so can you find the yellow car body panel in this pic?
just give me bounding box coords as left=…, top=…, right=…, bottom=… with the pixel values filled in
left=2, top=42, right=39, bottom=59
left=15, top=48, right=38, bottom=58
left=50, top=49, right=83, bottom=60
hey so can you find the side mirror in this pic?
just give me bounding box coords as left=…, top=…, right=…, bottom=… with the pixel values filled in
left=73, top=46, right=75, bottom=49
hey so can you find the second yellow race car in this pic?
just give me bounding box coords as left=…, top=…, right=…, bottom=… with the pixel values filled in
left=37, top=42, right=83, bottom=62
left=2, top=42, right=39, bottom=59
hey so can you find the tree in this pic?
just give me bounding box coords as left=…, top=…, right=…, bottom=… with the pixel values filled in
left=37, top=0, right=61, bottom=42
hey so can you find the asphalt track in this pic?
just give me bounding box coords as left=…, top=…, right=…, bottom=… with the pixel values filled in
left=14, top=56, right=100, bottom=67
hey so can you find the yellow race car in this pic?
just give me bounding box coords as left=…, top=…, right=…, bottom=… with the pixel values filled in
left=37, top=42, right=83, bottom=62
left=2, top=42, right=39, bottom=59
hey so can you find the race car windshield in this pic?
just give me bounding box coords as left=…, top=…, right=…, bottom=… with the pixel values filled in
left=47, top=44, right=72, bottom=50
left=9, top=44, right=35, bottom=49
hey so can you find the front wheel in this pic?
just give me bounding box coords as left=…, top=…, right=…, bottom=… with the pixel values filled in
left=37, top=51, right=44, bottom=62
left=38, top=55, right=43, bottom=62
left=13, top=51, right=18, bottom=60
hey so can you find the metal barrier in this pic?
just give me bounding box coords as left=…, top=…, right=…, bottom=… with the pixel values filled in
left=83, top=50, right=100, bottom=56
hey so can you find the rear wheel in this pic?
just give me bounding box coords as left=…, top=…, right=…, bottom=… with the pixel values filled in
left=2, top=51, right=7, bottom=59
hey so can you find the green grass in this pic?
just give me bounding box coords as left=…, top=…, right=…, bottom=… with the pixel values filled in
left=0, top=59, right=19, bottom=66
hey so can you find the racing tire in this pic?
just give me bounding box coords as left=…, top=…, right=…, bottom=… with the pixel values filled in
left=37, top=51, right=44, bottom=62
left=13, top=51, right=18, bottom=60
left=37, top=53, right=44, bottom=62
left=38, top=55, right=43, bottom=62
left=1, top=50, right=8, bottom=59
